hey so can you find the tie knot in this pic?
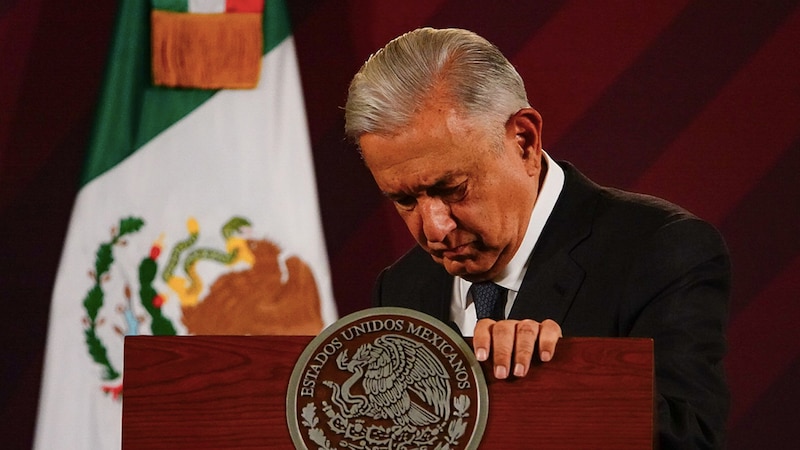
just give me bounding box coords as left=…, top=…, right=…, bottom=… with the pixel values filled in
left=470, top=281, right=507, bottom=320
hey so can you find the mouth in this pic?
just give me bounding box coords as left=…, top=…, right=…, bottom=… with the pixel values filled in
left=433, top=242, right=473, bottom=260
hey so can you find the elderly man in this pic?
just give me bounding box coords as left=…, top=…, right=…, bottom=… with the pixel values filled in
left=344, top=27, right=729, bottom=448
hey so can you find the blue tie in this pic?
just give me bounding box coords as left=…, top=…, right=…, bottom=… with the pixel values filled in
left=470, top=281, right=507, bottom=320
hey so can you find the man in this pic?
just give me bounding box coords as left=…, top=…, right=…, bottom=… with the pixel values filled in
left=344, top=27, right=729, bottom=448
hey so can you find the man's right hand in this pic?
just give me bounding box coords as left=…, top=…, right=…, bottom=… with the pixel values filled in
left=473, top=318, right=562, bottom=379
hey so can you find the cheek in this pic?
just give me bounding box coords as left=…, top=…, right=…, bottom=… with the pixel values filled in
left=448, top=204, right=486, bottom=238
left=452, top=200, right=506, bottom=243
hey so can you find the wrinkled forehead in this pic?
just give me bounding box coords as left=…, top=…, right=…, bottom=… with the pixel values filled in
left=360, top=106, right=494, bottom=163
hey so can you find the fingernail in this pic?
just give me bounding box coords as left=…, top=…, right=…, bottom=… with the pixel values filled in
left=475, top=348, right=487, bottom=361
left=495, top=365, right=508, bottom=379
left=514, top=363, right=525, bottom=377
left=541, top=351, right=552, bottom=362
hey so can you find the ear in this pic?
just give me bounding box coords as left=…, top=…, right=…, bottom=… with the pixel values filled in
left=506, top=108, right=543, bottom=174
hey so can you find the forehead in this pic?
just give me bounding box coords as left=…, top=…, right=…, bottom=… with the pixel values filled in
left=359, top=107, right=492, bottom=192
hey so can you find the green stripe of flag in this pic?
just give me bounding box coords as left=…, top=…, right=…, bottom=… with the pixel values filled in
left=151, top=0, right=188, bottom=12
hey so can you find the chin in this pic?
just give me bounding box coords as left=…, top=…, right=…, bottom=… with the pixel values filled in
left=441, top=257, right=496, bottom=281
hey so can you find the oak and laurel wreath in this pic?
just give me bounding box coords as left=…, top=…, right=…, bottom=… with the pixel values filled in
left=82, top=216, right=176, bottom=382
left=300, top=395, right=471, bottom=449
left=301, top=403, right=332, bottom=450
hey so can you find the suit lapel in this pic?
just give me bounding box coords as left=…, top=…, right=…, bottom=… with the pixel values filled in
left=509, top=162, right=598, bottom=324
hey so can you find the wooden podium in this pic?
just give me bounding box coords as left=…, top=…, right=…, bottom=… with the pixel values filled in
left=122, top=336, right=654, bottom=449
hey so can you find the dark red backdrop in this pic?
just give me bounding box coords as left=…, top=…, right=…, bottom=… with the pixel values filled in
left=2, top=1, right=798, bottom=448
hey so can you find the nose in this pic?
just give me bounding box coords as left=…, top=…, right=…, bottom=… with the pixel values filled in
left=419, top=197, right=456, bottom=243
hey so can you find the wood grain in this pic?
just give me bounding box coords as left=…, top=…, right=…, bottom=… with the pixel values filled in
left=123, top=336, right=653, bottom=449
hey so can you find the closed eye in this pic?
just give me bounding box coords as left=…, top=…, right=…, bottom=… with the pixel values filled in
left=393, top=195, right=417, bottom=210
left=384, top=179, right=467, bottom=211
left=429, top=181, right=467, bottom=203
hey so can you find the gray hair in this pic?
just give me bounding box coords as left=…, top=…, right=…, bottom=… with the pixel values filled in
left=344, top=27, right=530, bottom=142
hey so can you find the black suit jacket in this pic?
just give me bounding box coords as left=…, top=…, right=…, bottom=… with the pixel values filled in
left=373, top=161, right=730, bottom=449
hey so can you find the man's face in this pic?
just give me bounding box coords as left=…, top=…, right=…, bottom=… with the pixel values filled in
left=359, top=102, right=543, bottom=281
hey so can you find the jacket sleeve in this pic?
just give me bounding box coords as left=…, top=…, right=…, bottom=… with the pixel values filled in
left=623, top=217, right=731, bottom=449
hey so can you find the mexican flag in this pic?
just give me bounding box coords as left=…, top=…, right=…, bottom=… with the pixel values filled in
left=34, top=1, right=337, bottom=448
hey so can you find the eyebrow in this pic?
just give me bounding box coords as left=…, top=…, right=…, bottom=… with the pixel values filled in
left=381, top=172, right=462, bottom=200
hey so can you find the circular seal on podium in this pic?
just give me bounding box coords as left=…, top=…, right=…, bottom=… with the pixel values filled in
left=286, top=307, right=488, bottom=450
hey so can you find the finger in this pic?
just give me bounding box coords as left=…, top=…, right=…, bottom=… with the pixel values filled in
left=512, top=319, right=540, bottom=377
left=490, top=320, right=516, bottom=379
left=472, top=319, right=495, bottom=362
left=538, top=319, right=562, bottom=362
